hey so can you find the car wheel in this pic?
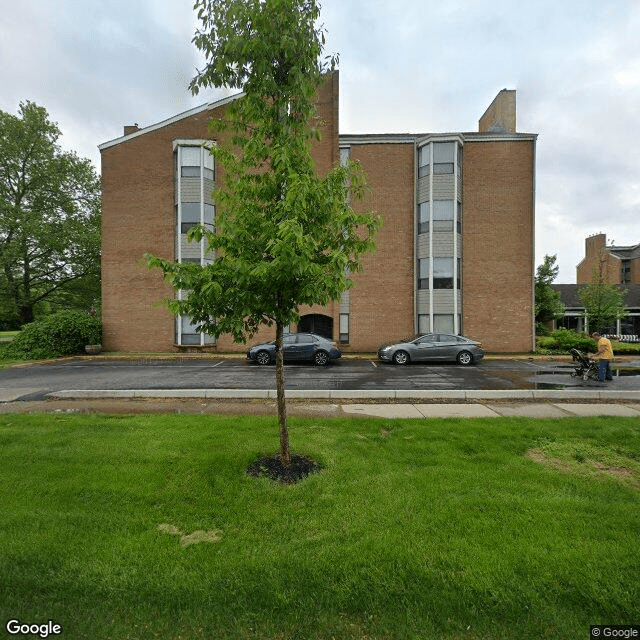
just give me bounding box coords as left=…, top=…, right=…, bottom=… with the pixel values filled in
left=392, top=350, right=409, bottom=365
left=456, top=350, right=473, bottom=366
left=314, top=350, right=329, bottom=366
left=256, top=350, right=271, bottom=365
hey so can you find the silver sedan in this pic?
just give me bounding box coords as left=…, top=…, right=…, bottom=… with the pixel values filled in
left=378, top=333, right=484, bottom=366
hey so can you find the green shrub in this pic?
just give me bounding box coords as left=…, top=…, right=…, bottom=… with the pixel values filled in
left=535, top=322, right=552, bottom=337
left=3, top=311, right=102, bottom=360
left=536, top=328, right=596, bottom=355
left=551, top=328, right=596, bottom=353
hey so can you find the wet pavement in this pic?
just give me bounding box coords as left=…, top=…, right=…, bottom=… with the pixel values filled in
left=1, top=356, right=640, bottom=402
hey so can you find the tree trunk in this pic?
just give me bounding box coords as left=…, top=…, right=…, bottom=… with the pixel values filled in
left=275, top=321, right=290, bottom=465
left=19, top=304, right=34, bottom=325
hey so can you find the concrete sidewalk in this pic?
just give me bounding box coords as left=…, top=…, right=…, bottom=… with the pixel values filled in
left=42, top=388, right=640, bottom=419
left=46, top=388, right=640, bottom=402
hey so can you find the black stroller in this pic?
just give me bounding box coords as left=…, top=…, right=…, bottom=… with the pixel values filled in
left=570, top=348, right=599, bottom=381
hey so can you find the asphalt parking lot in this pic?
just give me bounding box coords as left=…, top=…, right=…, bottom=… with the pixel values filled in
left=2, top=357, right=640, bottom=401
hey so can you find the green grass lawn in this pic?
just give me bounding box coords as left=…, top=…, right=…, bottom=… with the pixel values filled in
left=0, top=413, right=638, bottom=639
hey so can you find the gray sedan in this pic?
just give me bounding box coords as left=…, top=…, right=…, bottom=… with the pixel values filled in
left=378, top=333, right=484, bottom=366
left=247, top=332, right=342, bottom=366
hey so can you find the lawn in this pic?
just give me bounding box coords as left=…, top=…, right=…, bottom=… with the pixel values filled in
left=0, top=413, right=638, bottom=639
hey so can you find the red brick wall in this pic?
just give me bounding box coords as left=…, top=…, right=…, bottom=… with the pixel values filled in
left=345, top=143, right=415, bottom=351
left=462, top=140, right=535, bottom=352
left=577, top=234, right=622, bottom=285
left=101, top=76, right=340, bottom=352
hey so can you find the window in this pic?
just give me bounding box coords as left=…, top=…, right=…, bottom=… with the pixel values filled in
left=203, top=150, right=214, bottom=181
left=418, top=202, right=430, bottom=234
left=418, top=145, right=430, bottom=177
left=339, top=313, right=349, bottom=343
left=180, top=315, right=201, bottom=345
left=204, top=203, right=215, bottom=229
left=340, top=147, right=350, bottom=167
left=180, top=146, right=201, bottom=178
left=180, top=202, right=201, bottom=233
left=433, top=200, right=454, bottom=231
left=433, top=257, right=453, bottom=289
left=418, top=314, right=430, bottom=334
left=433, top=142, right=454, bottom=174
left=433, top=314, right=454, bottom=333
left=418, top=259, right=429, bottom=289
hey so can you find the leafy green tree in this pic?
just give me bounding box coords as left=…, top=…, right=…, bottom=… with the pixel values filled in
left=0, top=101, right=101, bottom=327
left=579, top=255, right=628, bottom=333
left=535, top=254, right=565, bottom=331
left=148, top=0, right=380, bottom=465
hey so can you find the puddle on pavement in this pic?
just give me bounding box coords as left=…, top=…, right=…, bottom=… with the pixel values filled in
left=531, top=366, right=640, bottom=390
left=536, top=367, right=640, bottom=378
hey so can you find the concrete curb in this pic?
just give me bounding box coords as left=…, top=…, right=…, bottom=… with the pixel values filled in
left=46, top=388, right=640, bottom=402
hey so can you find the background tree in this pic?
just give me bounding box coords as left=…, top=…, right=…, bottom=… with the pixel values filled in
left=148, top=0, right=380, bottom=465
left=0, top=101, right=101, bottom=328
left=579, top=253, right=628, bottom=333
left=534, top=254, right=565, bottom=333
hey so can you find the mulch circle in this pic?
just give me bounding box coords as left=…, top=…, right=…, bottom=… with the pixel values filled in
left=246, top=454, right=323, bottom=484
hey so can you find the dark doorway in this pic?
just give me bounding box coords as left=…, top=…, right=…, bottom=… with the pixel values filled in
left=298, top=314, right=334, bottom=340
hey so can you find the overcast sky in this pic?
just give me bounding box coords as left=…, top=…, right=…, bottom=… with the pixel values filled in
left=2, top=0, right=639, bottom=283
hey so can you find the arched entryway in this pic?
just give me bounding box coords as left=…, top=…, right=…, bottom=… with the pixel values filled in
left=298, top=314, right=334, bottom=340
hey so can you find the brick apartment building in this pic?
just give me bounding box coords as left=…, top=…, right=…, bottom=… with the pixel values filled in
left=551, top=233, right=640, bottom=337
left=99, top=74, right=537, bottom=353
left=577, top=233, right=640, bottom=285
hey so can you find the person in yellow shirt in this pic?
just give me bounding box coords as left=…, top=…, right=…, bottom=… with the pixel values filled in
left=591, top=332, right=614, bottom=382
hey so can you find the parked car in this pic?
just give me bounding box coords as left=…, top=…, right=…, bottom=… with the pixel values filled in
left=247, top=332, right=342, bottom=366
left=377, top=333, right=484, bottom=366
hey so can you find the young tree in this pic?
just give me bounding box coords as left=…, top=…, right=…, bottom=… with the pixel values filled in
left=147, top=0, right=380, bottom=464
left=534, top=254, right=565, bottom=329
left=0, top=101, right=101, bottom=327
left=579, top=254, right=628, bottom=333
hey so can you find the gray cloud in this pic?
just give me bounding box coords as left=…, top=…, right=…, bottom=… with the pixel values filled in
left=1, top=0, right=639, bottom=282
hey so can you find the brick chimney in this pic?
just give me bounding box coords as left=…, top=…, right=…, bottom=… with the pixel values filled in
left=479, top=89, right=516, bottom=133
left=124, top=124, right=140, bottom=136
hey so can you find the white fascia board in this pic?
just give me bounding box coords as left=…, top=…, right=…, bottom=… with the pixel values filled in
left=172, top=139, right=217, bottom=151
left=98, top=92, right=243, bottom=151
left=415, top=133, right=465, bottom=147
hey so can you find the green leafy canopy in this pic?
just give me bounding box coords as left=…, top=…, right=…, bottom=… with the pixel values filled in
left=0, top=101, right=101, bottom=327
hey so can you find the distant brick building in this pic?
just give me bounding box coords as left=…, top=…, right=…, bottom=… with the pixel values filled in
left=99, top=75, right=537, bottom=353
left=577, top=233, right=640, bottom=285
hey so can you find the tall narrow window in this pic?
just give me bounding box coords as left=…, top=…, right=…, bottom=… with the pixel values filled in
left=418, top=144, right=430, bottom=177
left=418, top=259, right=429, bottom=290
left=339, top=313, right=349, bottom=344
left=418, top=202, right=430, bottom=234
